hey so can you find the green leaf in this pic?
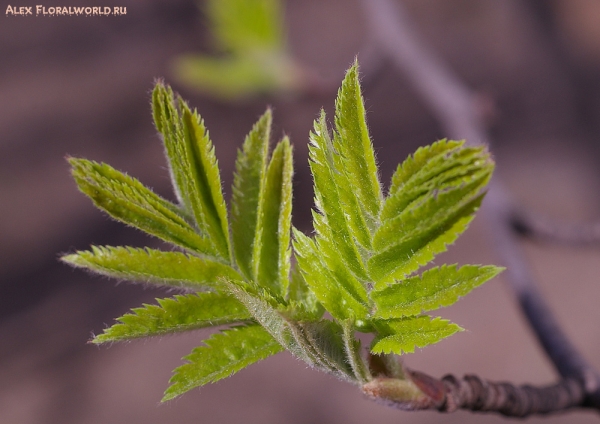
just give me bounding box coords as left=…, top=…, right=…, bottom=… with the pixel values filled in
left=68, top=158, right=214, bottom=255
left=231, top=109, right=271, bottom=279
left=386, top=139, right=464, bottom=200
left=287, top=266, right=324, bottom=321
left=153, top=83, right=230, bottom=259
left=381, top=141, right=492, bottom=225
left=369, top=142, right=493, bottom=288
left=206, top=0, right=285, bottom=54
left=308, top=112, right=368, bottom=280
left=253, top=138, right=293, bottom=298
left=368, top=196, right=482, bottom=287
left=62, top=246, right=242, bottom=291
left=228, top=282, right=349, bottom=377
left=371, top=316, right=461, bottom=355
left=171, top=0, right=301, bottom=100
left=173, top=54, right=300, bottom=101
left=372, top=265, right=503, bottom=319
left=163, top=324, right=283, bottom=401
left=92, top=292, right=251, bottom=343
left=292, top=320, right=356, bottom=381
left=226, top=283, right=314, bottom=364
left=293, top=228, right=369, bottom=321
left=152, top=83, right=188, bottom=207
left=333, top=60, right=382, bottom=233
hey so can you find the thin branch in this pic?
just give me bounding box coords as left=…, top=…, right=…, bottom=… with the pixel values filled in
left=511, top=210, right=600, bottom=246
left=363, top=369, right=584, bottom=417
left=359, top=0, right=600, bottom=412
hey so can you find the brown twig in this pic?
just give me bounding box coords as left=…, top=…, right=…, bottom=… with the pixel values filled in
left=359, top=0, right=600, bottom=414
left=363, top=370, right=584, bottom=417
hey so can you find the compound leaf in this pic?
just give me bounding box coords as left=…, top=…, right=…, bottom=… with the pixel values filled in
left=372, top=265, right=503, bottom=319
left=163, top=324, right=283, bottom=401
left=93, top=292, right=251, bottom=343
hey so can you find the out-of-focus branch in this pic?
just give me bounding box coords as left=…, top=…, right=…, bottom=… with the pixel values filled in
left=359, top=0, right=600, bottom=413
left=511, top=210, right=600, bottom=246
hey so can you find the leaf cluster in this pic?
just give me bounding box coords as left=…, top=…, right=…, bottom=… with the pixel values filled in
left=172, top=0, right=302, bottom=100
left=63, top=61, right=502, bottom=401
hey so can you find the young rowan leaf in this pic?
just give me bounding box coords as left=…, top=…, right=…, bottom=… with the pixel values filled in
left=293, top=320, right=356, bottom=382
left=371, top=316, right=462, bottom=355
left=368, top=196, right=482, bottom=287
left=153, top=83, right=230, bottom=259
left=231, top=110, right=271, bottom=279
left=308, top=112, right=369, bottom=280
left=62, top=246, right=241, bottom=291
left=163, top=324, right=283, bottom=401
left=226, top=283, right=314, bottom=364
left=293, top=228, right=369, bottom=322
left=66, top=63, right=504, bottom=402
left=181, top=105, right=231, bottom=259
left=151, top=84, right=187, bottom=206
left=386, top=139, right=464, bottom=199
left=92, top=292, right=251, bottom=343
left=372, top=265, right=503, bottom=319
left=333, top=60, right=383, bottom=233
left=253, top=138, right=293, bottom=299
left=383, top=141, right=487, bottom=221
left=68, top=158, right=215, bottom=255
left=374, top=173, right=489, bottom=254
left=287, top=266, right=324, bottom=321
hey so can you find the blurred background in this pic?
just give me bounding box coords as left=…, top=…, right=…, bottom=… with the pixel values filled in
left=2, top=0, right=600, bottom=422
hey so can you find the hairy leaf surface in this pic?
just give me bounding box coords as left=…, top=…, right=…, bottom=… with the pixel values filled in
left=293, top=229, right=369, bottom=321
left=231, top=110, right=271, bottom=279
left=368, top=195, right=483, bottom=287
left=153, top=83, right=230, bottom=259
left=308, top=112, right=368, bottom=280
left=371, top=316, right=461, bottom=355
left=62, top=246, right=241, bottom=291
left=163, top=325, right=283, bottom=401
left=293, top=321, right=355, bottom=381
left=69, top=159, right=214, bottom=255
left=333, top=61, right=382, bottom=232
left=372, top=265, right=503, bottom=319
left=93, top=293, right=251, bottom=343
left=227, top=283, right=314, bottom=364
left=253, top=138, right=293, bottom=298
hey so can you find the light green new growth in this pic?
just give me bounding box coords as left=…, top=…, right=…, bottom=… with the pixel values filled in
left=63, top=61, right=502, bottom=402
left=173, top=0, right=303, bottom=100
